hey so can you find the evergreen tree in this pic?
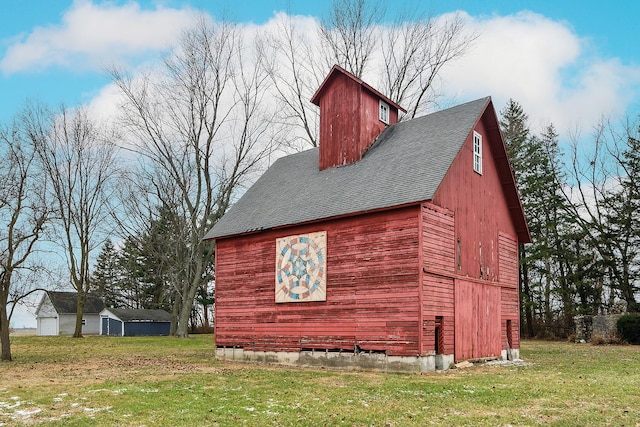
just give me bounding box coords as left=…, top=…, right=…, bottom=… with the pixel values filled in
left=92, top=240, right=122, bottom=308
left=501, top=101, right=585, bottom=337
left=139, top=203, right=188, bottom=313
left=92, top=203, right=214, bottom=333
left=114, top=205, right=186, bottom=312
left=537, top=124, right=593, bottom=331
left=116, top=235, right=147, bottom=308
left=500, top=99, right=535, bottom=337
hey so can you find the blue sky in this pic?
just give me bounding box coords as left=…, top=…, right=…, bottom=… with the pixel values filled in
left=2, top=0, right=640, bottom=327
left=1, top=1, right=639, bottom=133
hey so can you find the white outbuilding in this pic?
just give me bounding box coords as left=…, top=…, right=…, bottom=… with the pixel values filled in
left=35, top=291, right=105, bottom=336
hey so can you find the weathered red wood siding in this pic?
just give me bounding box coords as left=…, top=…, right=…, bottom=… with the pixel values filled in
left=498, top=232, right=519, bottom=285
left=419, top=203, right=521, bottom=361
left=432, top=109, right=518, bottom=282
left=214, top=206, right=422, bottom=356
left=422, top=274, right=455, bottom=355
left=421, top=203, right=456, bottom=355
left=421, top=204, right=455, bottom=272
left=501, top=287, right=520, bottom=348
left=430, top=107, right=522, bottom=359
left=317, top=72, right=398, bottom=170
left=454, top=280, right=502, bottom=360
left=499, top=232, right=520, bottom=348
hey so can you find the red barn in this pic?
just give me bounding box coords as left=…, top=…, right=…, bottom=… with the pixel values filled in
left=204, top=65, right=530, bottom=372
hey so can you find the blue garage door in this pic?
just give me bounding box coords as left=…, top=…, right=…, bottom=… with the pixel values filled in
left=101, top=317, right=123, bottom=336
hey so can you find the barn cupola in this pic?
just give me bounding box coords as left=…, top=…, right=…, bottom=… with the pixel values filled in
left=311, top=65, right=406, bottom=171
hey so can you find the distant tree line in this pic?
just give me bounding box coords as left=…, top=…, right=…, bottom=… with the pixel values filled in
left=501, top=100, right=640, bottom=338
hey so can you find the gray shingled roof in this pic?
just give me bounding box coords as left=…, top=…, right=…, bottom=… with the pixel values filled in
left=47, top=291, right=105, bottom=314
left=103, top=308, right=171, bottom=323
left=205, top=97, right=490, bottom=240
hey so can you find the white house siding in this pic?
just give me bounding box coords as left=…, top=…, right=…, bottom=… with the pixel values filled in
left=83, top=314, right=101, bottom=335
left=58, top=314, right=76, bottom=335
left=37, top=296, right=57, bottom=317
left=56, top=314, right=101, bottom=335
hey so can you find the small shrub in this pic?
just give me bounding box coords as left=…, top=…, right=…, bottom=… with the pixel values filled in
left=589, top=334, right=622, bottom=345
left=617, top=314, right=640, bottom=344
left=609, top=335, right=623, bottom=345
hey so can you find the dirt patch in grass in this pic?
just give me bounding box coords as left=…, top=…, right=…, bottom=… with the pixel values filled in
left=4, top=356, right=223, bottom=391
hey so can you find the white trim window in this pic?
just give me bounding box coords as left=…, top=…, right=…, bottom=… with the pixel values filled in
left=473, top=131, right=482, bottom=175
left=379, top=100, right=390, bottom=124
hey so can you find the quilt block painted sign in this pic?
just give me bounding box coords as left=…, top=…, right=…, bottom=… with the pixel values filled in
left=275, top=231, right=327, bottom=303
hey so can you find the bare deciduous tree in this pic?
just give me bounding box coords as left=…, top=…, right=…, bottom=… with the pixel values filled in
left=265, top=0, right=476, bottom=149
left=263, top=15, right=323, bottom=149
left=380, top=12, right=474, bottom=119
left=563, top=118, right=640, bottom=311
left=111, top=16, right=276, bottom=337
left=319, top=0, right=386, bottom=78
left=27, top=105, right=117, bottom=338
left=0, top=111, right=51, bottom=360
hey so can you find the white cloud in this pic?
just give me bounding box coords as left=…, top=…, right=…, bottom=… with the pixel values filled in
left=438, top=11, right=640, bottom=135
left=33, top=5, right=640, bottom=145
left=0, top=0, right=198, bottom=74
left=86, top=80, right=123, bottom=122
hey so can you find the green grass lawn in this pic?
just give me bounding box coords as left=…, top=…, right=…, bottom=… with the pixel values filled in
left=1, top=336, right=639, bottom=426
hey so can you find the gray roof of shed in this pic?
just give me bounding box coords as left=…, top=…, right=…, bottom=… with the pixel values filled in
left=102, top=308, right=171, bottom=323
left=205, top=97, right=490, bottom=240
left=47, top=291, right=105, bottom=314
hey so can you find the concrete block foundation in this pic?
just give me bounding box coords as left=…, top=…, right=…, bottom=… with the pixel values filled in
left=216, top=347, right=508, bottom=373
left=501, top=348, right=520, bottom=361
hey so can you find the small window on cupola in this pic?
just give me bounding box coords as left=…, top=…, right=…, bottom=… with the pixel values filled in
left=379, top=100, right=390, bottom=124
